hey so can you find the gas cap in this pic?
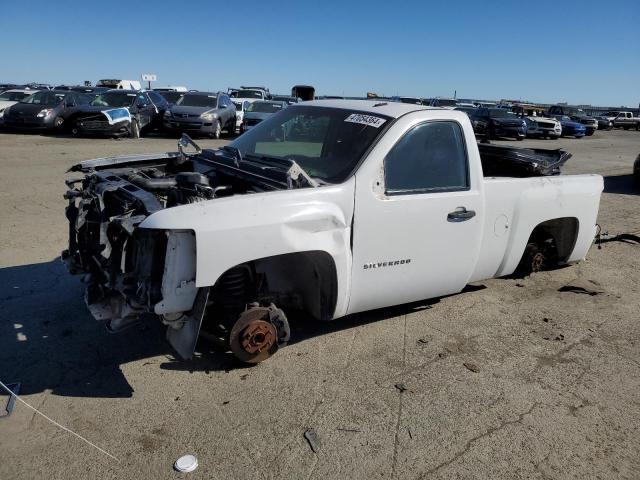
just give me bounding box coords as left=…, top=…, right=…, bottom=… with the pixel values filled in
left=494, top=214, right=509, bottom=237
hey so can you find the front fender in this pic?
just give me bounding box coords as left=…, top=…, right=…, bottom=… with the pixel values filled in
left=140, top=177, right=356, bottom=318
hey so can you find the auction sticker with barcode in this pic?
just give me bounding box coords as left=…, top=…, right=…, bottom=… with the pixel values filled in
left=344, top=113, right=387, bottom=128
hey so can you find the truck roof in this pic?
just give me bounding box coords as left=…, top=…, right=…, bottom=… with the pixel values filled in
left=304, top=99, right=436, bottom=118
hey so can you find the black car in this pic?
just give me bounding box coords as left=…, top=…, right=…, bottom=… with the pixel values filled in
left=69, top=90, right=168, bottom=138
left=2, top=90, right=92, bottom=131
left=594, top=115, right=613, bottom=130
left=471, top=108, right=527, bottom=140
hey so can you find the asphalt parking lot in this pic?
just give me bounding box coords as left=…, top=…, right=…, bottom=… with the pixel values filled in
left=1, top=130, right=639, bottom=479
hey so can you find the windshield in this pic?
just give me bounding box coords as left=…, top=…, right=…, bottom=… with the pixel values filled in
left=235, top=90, right=263, bottom=99
left=159, top=91, right=184, bottom=104
left=0, top=91, right=30, bottom=102
left=20, top=91, right=66, bottom=105
left=91, top=92, right=137, bottom=107
left=247, top=102, right=284, bottom=113
left=232, top=101, right=245, bottom=110
left=176, top=94, right=217, bottom=108
left=229, top=106, right=391, bottom=184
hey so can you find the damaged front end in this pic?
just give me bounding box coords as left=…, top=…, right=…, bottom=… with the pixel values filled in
left=63, top=165, right=202, bottom=355
left=62, top=135, right=313, bottom=359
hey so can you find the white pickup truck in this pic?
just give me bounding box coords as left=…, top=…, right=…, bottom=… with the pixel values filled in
left=604, top=111, right=640, bottom=130
left=63, top=101, right=603, bottom=363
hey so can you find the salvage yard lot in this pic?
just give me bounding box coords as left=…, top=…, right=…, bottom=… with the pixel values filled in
left=1, top=131, right=639, bottom=479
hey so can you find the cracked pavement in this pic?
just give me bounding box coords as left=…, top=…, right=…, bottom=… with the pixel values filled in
left=0, top=131, right=639, bottom=479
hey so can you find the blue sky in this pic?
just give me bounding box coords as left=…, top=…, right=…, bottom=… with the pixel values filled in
left=3, top=0, right=638, bottom=106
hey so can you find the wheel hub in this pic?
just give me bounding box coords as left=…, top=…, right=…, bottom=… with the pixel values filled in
left=240, top=321, right=276, bottom=354
left=229, top=306, right=282, bottom=364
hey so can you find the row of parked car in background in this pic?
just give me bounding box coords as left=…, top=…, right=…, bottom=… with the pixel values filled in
left=431, top=98, right=639, bottom=140
left=0, top=80, right=638, bottom=140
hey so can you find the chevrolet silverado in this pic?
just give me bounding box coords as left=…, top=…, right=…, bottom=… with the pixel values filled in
left=62, top=100, right=603, bottom=363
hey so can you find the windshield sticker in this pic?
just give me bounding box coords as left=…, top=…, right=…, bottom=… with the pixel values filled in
left=344, top=113, right=386, bottom=128
left=102, top=108, right=131, bottom=125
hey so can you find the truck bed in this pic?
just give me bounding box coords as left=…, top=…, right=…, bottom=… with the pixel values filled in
left=478, top=143, right=571, bottom=177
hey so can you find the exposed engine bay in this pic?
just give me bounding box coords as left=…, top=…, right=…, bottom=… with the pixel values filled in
left=62, top=135, right=315, bottom=361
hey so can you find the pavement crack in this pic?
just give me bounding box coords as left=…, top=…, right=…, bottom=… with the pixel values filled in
left=304, top=456, right=319, bottom=480
left=390, top=392, right=404, bottom=479
left=343, top=329, right=358, bottom=369
left=421, top=402, right=541, bottom=477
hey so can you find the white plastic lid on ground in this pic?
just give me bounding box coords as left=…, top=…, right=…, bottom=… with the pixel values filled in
left=174, top=454, right=198, bottom=472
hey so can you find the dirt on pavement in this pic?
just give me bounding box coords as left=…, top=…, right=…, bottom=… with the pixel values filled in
left=0, top=130, right=639, bottom=479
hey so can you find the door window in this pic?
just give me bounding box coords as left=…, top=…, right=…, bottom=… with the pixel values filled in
left=147, top=91, right=165, bottom=105
left=384, top=121, right=469, bottom=194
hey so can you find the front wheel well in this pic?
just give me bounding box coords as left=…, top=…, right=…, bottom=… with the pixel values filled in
left=210, top=251, right=338, bottom=323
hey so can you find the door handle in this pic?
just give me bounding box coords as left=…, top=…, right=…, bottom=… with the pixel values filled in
left=447, top=207, right=476, bottom=222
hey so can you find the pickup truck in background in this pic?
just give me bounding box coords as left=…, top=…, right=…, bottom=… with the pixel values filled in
left=603, top=111, right=640, bottom=130
left=62, top=101, right=603, bottom=364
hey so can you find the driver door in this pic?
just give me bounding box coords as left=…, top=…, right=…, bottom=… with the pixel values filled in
left=348, top=119, right=484, bottom=314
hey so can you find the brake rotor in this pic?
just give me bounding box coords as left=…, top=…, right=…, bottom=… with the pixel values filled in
left=229, top=307, right=278, bottom=364
left=531, top=252, right=545, bottom=273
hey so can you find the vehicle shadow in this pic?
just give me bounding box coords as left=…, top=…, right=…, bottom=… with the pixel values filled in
left=158, top=298, right=444, bottom=374
left=0, top=260, right=171, bottom=398
left=0, top=259, right=486, bottom=389
left=160, top=287, right=489, bottom=373
left=603, top=174, right=639, bottom=196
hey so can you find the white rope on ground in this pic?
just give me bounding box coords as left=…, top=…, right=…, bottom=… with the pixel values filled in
left=0, top=379, right=120, bottom=463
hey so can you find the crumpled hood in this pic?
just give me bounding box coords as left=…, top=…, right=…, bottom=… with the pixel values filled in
left=75, top=105, right=130, bottom=115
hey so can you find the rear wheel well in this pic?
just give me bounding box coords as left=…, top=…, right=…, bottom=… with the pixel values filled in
left=517, top=217, right=579, bottom=274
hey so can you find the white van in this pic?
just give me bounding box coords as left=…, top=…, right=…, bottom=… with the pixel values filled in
left=96, top=79, right=142, bottom=90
